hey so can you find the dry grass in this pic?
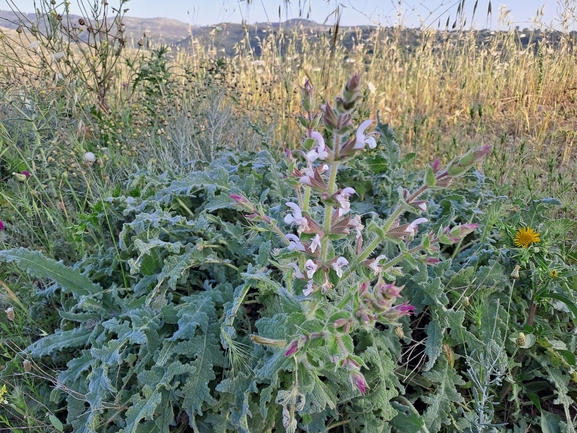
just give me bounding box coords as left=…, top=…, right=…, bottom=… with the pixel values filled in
left=2, top=17, right=577, bottom=207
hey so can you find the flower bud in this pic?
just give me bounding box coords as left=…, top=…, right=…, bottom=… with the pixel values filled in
left=349, top=371, right=369, bottom=394
left=249, top=335, right=287, bottom=348
left=12, top=172, right=28, bottom=182
left=300, top=79, right=315, bottom=112
left=424, top=165, right=436, bottom=187
left=342, top=73, right=361, bottom=103
left=322, top=102, right=338, bottom=130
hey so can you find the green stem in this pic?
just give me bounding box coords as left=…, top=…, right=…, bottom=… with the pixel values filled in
left=320, top=162, right=339, bottom=262
left=303, top=185, right=311, bottom=212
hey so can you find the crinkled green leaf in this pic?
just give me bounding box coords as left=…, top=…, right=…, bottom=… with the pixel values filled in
left=0, top=248, right=101, bottom=296
left=26, top=326, right=93, bottom=357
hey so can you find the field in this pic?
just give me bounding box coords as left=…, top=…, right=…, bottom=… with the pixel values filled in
left=0, top=1, right=577, bottom=432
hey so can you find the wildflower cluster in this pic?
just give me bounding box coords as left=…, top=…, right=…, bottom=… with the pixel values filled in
left=232, top=74, right=491, bottom=396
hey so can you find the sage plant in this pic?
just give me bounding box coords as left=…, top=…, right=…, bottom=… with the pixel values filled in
left=232, top=73, right=491, bottom=416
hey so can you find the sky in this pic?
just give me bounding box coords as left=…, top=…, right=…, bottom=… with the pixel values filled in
left=0, top=1, right=570, bottom=30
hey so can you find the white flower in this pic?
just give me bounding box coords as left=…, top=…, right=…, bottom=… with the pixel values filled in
left=331, top=257, right=349, bottom=277
left=306, top=131, right=329, bottom=162
left=83, top=152, right=96, bottom=165
left=305, top=259, right=318, bottom=279
left=286, top=234, right=306, bottom=252
left=367, top=254, right=387, bottom=275
left=335, top=187, right=356, bottom=216
left=405, top=218, right=428, bottom=236
left=287, top=262, right=305, bottom=279
left=353, top=120, right=377, bottom=150
left=50, top=51, right=65, bottom=62
left=284, top=202, right=308, bottom=232
left=310, top=234, right=321, bottom=253
left=303, top=280, right=315, bottom=296
left=349, top=215, right=364, bottom=240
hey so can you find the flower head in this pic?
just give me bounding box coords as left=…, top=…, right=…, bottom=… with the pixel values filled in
left=286, top=234, right=306, bottom=252
left=353, top=120, right=378, bottom=150
left=83, top=152, right=96, bottom=165
left=310, top=234, right=321, bottom=253
left=514, top=227, right=540, bottom=248
left=331, top=257, right=349, bottom=277
left=305, top=259, right=318, bottom=279
left=306, top=131, right=329, bottom=162
left=284, top=202, right=308, bottom=232
left=405, top=218, right=428, bottom=236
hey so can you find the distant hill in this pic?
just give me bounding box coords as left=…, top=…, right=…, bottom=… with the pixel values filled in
left=0, top=10, right=191, bottom=46
left=1, top=10, right=575, bottom=57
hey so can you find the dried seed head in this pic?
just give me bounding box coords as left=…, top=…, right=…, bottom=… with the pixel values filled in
left=23, top=359, right=32, bottom=372
left=5, top=307, right=14, bottom=321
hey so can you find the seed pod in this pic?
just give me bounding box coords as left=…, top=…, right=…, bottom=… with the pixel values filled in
left=78, top=18, right=86, bottom=26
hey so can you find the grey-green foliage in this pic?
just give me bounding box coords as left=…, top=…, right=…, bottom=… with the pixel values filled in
left=0, top=149, right=403, bottom=432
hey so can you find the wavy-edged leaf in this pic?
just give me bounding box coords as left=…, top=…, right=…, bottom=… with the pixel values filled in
left=0, top=248, right=101, bottom=296
left=121, top=388, right=163, bottom=433
left=423, top=319, right=443, bottom=371
left=26, top=327, right=93, bottom=357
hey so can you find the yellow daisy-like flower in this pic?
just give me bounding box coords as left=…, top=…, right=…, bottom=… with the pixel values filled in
left=514, top=227, right=541, bottom=248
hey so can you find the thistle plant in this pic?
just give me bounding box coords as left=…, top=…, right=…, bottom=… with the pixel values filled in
left=1, top=0, right=136, bottom=109
left=231, top=74, right=492, bottom=424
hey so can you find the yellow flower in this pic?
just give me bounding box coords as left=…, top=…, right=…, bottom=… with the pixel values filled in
left=514, top=227, right=540, bottom=248
left=0, top=384, right=7, bottom=404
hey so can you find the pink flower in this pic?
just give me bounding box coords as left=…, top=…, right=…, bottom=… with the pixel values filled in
left=382, top=302, right=415, bottom=321
left=0, top=221, right=4, bottom=231
left=285, top=339, right=300, bottom=357
left=353, top=120, right=377, bottom=150
left=349, top=371, right=369, bottom=394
